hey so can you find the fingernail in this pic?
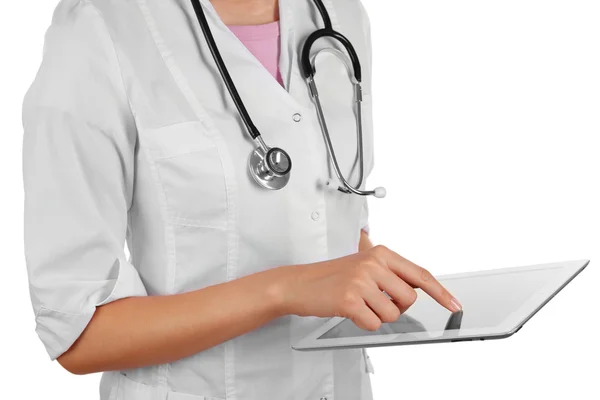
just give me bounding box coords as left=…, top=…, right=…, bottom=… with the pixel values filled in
left=450, top=298, right=462, bottom=312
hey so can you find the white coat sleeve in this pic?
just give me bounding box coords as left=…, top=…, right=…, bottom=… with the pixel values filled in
left=22, top=0, right=147, bottom=361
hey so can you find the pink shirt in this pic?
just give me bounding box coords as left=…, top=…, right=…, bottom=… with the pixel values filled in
left=227, top=21, right=284, bottom=86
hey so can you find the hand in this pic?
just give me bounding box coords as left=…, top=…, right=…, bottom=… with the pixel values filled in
left=275, top=245, right=462, bottom=331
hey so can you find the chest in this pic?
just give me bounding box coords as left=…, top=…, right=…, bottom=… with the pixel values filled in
left=112, top=0, right=373, bottom=279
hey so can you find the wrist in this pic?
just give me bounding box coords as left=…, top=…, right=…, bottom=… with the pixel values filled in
left=262, top=265, right=299, bottom=318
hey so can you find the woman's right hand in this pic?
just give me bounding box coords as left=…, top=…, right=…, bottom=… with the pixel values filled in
left=272, top=245, right=462, bottom=331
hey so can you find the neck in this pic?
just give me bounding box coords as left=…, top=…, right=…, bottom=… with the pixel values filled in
left=210, top=0, right=279, bottom=25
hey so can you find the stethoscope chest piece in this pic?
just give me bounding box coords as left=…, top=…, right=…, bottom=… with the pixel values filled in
left=248, top=144, right=292, bottom=190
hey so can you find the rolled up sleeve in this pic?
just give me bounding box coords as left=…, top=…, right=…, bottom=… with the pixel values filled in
left=22, top=0, right=146, bottom=361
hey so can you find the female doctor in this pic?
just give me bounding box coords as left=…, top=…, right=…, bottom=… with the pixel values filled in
left=22, top=0, right=462, bottom=399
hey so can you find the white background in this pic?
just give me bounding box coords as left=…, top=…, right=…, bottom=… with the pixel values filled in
left=1, top=0, right=598, bottom=399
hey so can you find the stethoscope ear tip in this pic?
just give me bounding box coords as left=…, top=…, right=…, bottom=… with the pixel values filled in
left=374, top=187, right=387, bottom=199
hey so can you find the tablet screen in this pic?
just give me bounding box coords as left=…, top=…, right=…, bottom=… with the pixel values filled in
left=319, top=266, right=560, bottom=339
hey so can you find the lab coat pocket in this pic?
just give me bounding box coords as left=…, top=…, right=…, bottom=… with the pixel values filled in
left=141, top=121, right=228, bottom=228
left=108, top=371, right=225, bottom=400
left=167, top=392, right=224, bottom=400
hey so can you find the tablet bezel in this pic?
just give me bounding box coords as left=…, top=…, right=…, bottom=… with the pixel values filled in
left=292, top=259, right=589, bottom=351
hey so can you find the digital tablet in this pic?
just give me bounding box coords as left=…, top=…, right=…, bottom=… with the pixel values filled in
left=293, top=259, right=589, bottom=351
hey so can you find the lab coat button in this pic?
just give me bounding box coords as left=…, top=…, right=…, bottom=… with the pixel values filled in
left=311, top=211, right=320, bottom=221
left=292, top=113, right=302, bottom=122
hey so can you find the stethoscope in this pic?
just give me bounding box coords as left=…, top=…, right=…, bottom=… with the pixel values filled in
left=189, top=0, right=386, bottom=198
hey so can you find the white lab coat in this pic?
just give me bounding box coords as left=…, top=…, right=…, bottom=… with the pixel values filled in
left=23, top=0, right=376, bottom=398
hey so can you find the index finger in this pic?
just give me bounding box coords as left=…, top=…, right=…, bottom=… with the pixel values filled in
left=377, top=247, right=462, bottom=313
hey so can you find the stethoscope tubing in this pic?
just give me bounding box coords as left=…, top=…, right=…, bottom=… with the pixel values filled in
left=189, top=0, right=261, bottom=140
left=301, top=4, right=385, bottom=198
left=301, top=29, right=362, bottom=83
left=189, top=0, right=385, bottom=198
left=307, top=76, right=367, bottom=195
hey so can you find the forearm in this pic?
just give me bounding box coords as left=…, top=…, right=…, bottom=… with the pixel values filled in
left=60, top=230, right=373, bottom=375
left=58, top=267, right=287, bottom=375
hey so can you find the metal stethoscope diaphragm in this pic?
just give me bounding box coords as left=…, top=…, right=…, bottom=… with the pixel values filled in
left=190, top=0, right=386, bottom=198
left=248, top=136, right=292, bottom=190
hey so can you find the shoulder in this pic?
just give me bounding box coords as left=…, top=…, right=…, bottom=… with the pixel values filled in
left=40, top=0, right=120, bottom=84
left=328, top=0, right=371, bottom=50
left=42, top=0, right=142, bottom=74
left=329, top=0, right=370, bottom=28
left=51, top=0, right=104, bottom=26
left=24, top=0, right=132, bottom=115
left=49, top=0, right=136, bottom=31
left=48, top=0, right=143, bottom=44
left=46, top=0, right=113, bottom=53
left=327, top=0, right=373, bottom=88
left=328, top=0, right=372, bottom=50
